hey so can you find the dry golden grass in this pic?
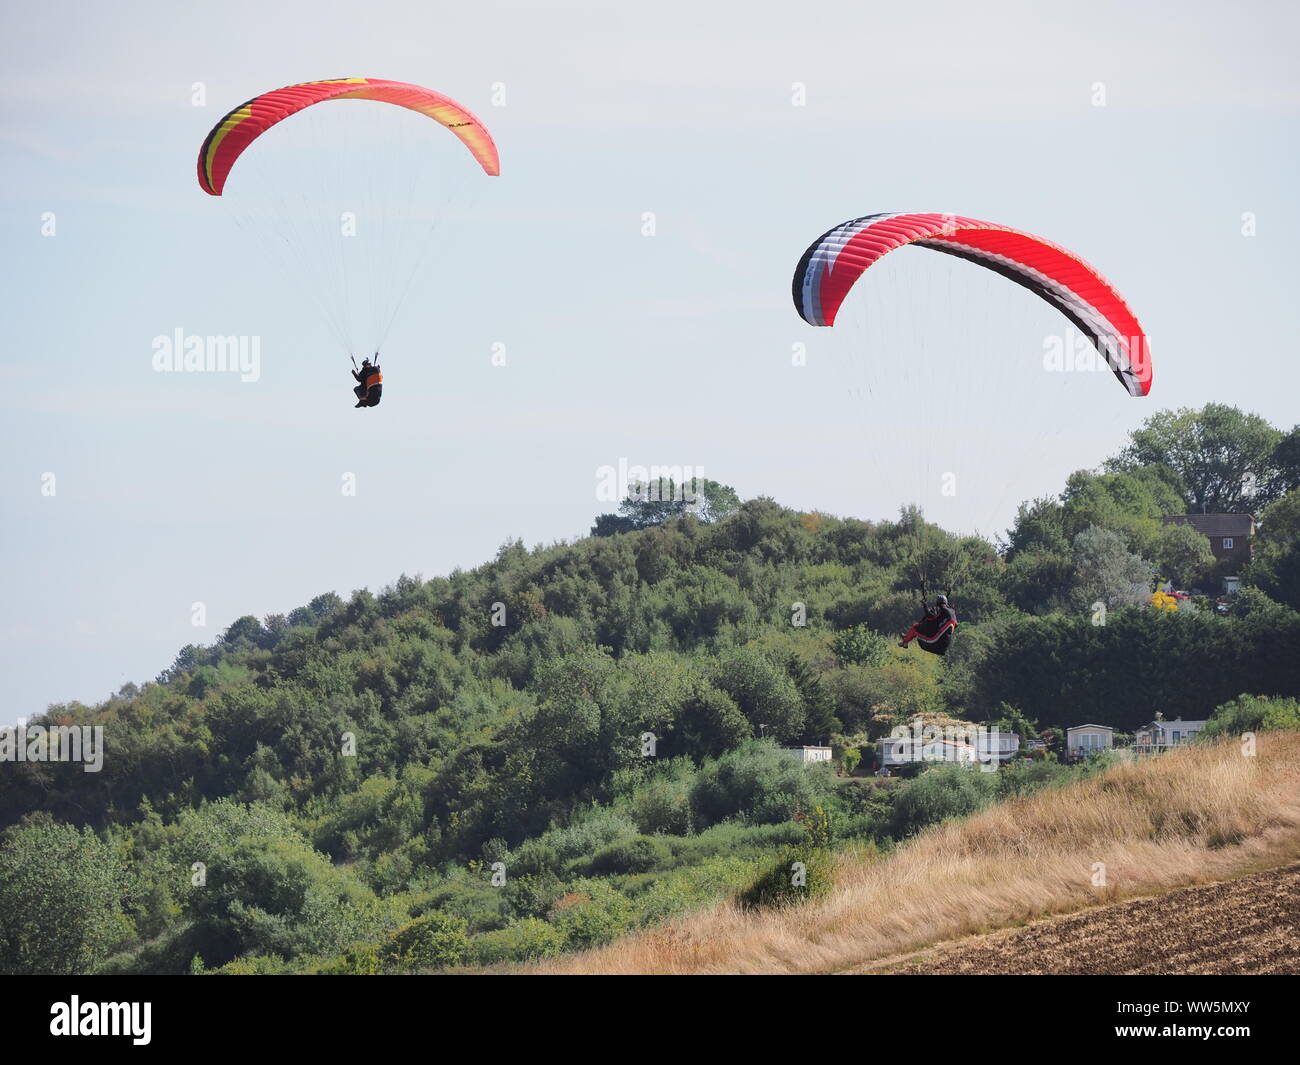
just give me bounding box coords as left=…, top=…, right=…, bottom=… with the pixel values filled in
left=532, top=732, right=1300, bottom=975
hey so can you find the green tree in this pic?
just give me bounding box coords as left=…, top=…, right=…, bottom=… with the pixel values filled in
left=0, top=818, right=129, bottom=974
left=1244, top=490, right=1300, bottom=610
left=675, top=680, right=751, bottom=760
left=592, top=478, right=742, bottom=535
left=832, top=625, right=890, bottom=668
left=1106, top=404, right=1281, bottom=513
left=387, top=912, right=471, bottom=971
left=712, top=648, right=806, bottom=743
left=1001, top=550, right=1073, bottom=614
left=1003, top=497, right=1068, bottom=560
left=1070, top=525, right=1152, bottom=611
left=184, top=836, right=380, bottom=966
left=1059, top=467, right=1184, bottom=558
left=1262, top=425, right=1300, bottom=502
left=1151, top=521, right=1216, bottom=590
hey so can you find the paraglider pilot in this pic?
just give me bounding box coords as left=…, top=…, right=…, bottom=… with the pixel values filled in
left=899, top=595, right=957, bottom=656
left=352, top=354, right=383, bottom=408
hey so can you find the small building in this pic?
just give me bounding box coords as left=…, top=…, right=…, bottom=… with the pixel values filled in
left=1133, top=717, right=1208, bottom=755
left=1160, top=513, right=1256, bottom=572
left=878, top=737, right=978, bottom=768
left=975, top=731, right=1021, bottom=765
left=1066, top=724, right=1114, bottom=759
left=780, top=745, right=833, bottom=765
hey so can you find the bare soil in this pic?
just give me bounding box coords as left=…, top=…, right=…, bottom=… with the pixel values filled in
left=861, top=862, right=1300, bottom=975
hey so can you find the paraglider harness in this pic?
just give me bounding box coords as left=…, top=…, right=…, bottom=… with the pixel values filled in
left=352, top=355, right=383, bottom=408
left=900, top=587, right=957, bottom=656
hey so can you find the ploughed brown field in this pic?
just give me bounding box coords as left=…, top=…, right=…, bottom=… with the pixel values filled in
left=862, top=862, right=1300, bottom=975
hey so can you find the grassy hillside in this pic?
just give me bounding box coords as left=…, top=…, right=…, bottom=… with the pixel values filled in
left=534, top=733, right=1300, bottom=974
left=3, top=486, right=1299, bottom=974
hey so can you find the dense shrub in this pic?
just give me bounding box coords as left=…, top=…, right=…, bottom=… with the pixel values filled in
left=472, top=918, right=565, bottom=966
left=584, top=835, right=672, bottom=876
left=387, top=912, right=471, bottom=971
left=541, top=809, right=640, bottom=866
left=888, top=764, right=999, bottom=839
left=0, top=819, right=130, bottom=975
left=547, top=879, right=637, bottom=949
left=689, top=741, right=830, bottom=828
left=737, top=844, right=835, bottom=910
left=1200, top=694, right=1300, bottom=739
left=183, top=836, right=382, bottom=967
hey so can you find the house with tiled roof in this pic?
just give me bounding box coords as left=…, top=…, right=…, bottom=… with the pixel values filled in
left=1160, top=513, right=1255, bottom=571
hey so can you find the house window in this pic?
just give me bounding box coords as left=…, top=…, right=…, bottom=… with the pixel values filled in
left=1223, top=537, right=1234, bottom=550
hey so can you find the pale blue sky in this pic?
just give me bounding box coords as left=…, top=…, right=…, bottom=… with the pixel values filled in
left=2, top=0, right=1297, bottom=721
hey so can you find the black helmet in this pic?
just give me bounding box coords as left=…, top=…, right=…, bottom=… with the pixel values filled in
left=935, top=594, right=949, bottom=606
